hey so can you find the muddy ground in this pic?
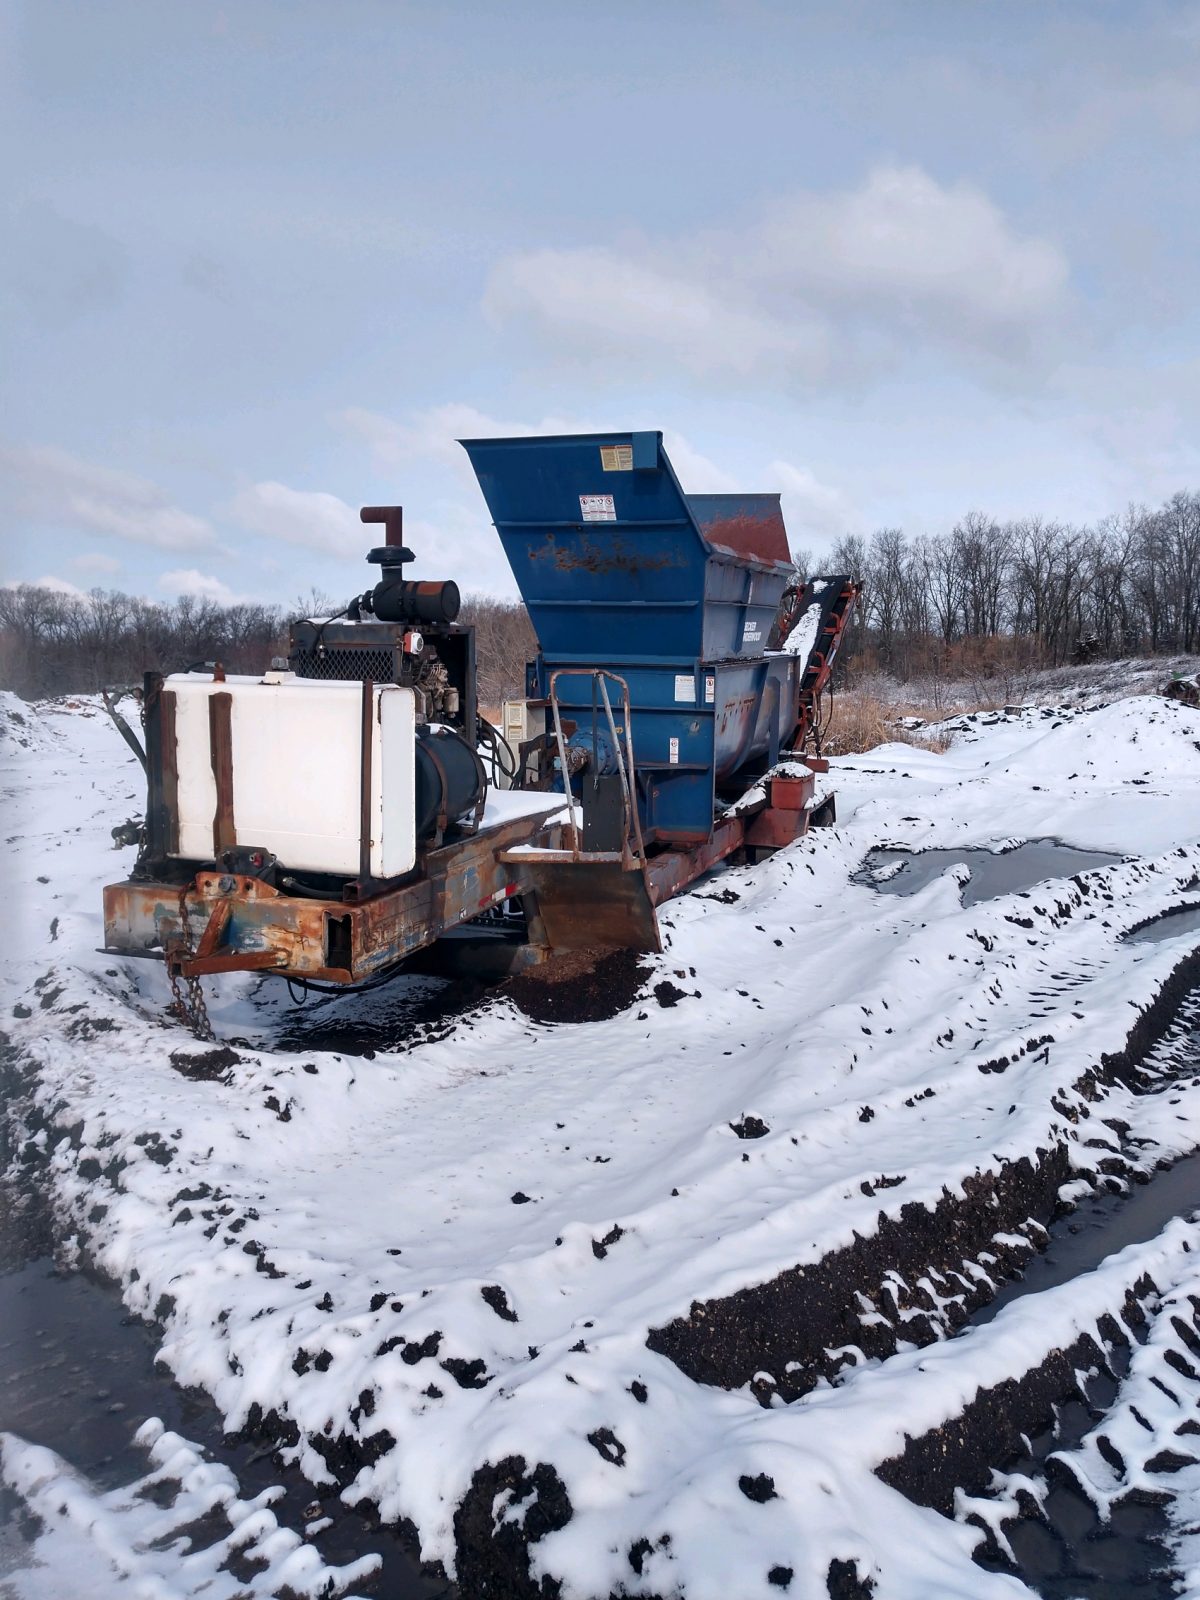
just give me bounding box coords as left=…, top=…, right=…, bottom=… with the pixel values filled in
left=8, top=949, right=1197, bottom=1599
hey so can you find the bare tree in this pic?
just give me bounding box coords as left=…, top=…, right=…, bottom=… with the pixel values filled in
left=3, top=486, right=1199, bottom=701
left=459, top=594, right=537, bottom=711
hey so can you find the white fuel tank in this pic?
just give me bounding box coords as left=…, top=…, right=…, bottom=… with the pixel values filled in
left=167, top=672, right=416, bottom=878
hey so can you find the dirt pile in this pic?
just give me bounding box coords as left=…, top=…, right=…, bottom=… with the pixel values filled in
left=502, top=947, right=650, bottom=1024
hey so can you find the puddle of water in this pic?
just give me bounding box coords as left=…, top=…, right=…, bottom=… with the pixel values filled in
left=263, top=971, right=487, bottom=1058
left=971, top=1331, right=1177, bottom=1600
left=972, top=1151, right=1200, bottom=1329
left=974, top=999, right=1200, bottom=1330
left=1127, top=904, right=1200, bottom=947
left=964, top=1008, right=1200, bottom=1598
left=962, top=1162, right=1196, bottom=1600
left=0, top=1253, right=452, bottom=1597
left=987, top=1471, right=1175, bottom=1600
left=859, top=839, right=1121, bottom=908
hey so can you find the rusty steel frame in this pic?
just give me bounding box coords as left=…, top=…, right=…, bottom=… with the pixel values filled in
left=105, top=762, right=825, bottom=982
left=647, top=767, right=815, bottom=899
left=497, top=761, right=820, bottom=954
left=104, top=805, right=566, bottom=983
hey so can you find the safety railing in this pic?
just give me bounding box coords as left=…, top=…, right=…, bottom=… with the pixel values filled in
left=547, top=667, right=647, bottom=867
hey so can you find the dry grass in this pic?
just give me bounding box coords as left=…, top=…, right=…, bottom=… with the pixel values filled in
left=484, top=691, right=960, bottom=759
left=821, top=690, right=959, bottom=756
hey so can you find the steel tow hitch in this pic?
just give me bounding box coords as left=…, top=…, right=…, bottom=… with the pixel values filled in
left=166, top=882, right=284, bottom=1039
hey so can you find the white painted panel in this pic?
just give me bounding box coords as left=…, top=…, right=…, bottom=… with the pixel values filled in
left=377, top=689, right=416, bottom=878
left=173, top=681, right=220, bottom=862
left=167, top=674, right=415, bottom=877
left=500, top=699, right=539, bottom=790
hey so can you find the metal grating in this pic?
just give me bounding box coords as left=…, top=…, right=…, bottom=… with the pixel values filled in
left=294, top=645, right=397, bottom=683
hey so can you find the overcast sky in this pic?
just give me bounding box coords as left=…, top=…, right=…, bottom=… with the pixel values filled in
left=2, top=0, right=1198, bottom=606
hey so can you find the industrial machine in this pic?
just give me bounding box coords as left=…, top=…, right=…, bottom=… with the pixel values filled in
left=102, top=432, right=857, bottom=1031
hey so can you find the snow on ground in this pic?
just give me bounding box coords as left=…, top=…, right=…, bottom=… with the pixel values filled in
left=836, top=696, right=1200, bottom=854
left=0, top=1419, right=380, bottom=1598
left=3, top=690, right=1200, bottom=1597
left=0, top=692, right=63, bottom=760
left=851, top=651, right=1200, bottom=718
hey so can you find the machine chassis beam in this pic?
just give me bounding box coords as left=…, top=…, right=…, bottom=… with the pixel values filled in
left=103, top=806, right=565, bottom=984
left=103, top=765, right=829, bottom=982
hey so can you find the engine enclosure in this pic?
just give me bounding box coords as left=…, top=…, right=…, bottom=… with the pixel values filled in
left=289, top=615, right=477, bottom=747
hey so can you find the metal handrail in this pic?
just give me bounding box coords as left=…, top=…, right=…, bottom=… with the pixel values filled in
left=547, top=676, right=580, bottom=854
left=596, top=673, right=647, bottom=867
left=546, top=667, right=646, bottom=867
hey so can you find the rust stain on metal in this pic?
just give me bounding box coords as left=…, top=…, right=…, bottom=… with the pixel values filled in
left=192, top=896, right=232, bottom=958
left=176, top=949, right=284, bottom=976
left=766, top=773, right=812, bottom=811
left=105, top=746, right=826, bottom=981
left=744, top=807, right=809, bottom=850
left=360, top=504, right=405, bottom=547
left=208, top=692, right=235, bottom=855
left=516, top=860, right=661, bottom=953
left=701, top=511, right=790, bottom=567
left=529, top=533, right=682, bottom=575
left=194, top=872, right=282, bottom=901
left=103, top=811, right=566, bottom=984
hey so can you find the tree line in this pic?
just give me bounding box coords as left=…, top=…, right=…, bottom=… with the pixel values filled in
left=1, top=487, right=1196, bottom=701
left=0, top=584, right=537, bottom=705
left=822, top=489, right=1200, bottom=679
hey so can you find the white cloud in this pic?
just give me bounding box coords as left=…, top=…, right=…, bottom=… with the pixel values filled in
left=403, top=505, right=516, bottom=598
left=484, top=249, right=830, bottom=381
left=483, top=163, right=1069, bottom=385
left=229, top=465, right=520, bottom=597
left=158, top=568, right=247, bottom=605
left=2, top=574, right=88, bottom=598
left=751, top=164, right=1066, bottom=328
left=339, top=402, right=552, bottom=469
left=767, top=461, right=862, bottom=545
left=343, top=404, right=744, bottom=497
left=70, top=551, right=122, bottom=576
left=339, top=403, right=586, bottom=513
left=228, top=481, right=363, bottom=558
left=659, top=430, right=740, bottom=494
left=0, top=444, right=214, bottom=551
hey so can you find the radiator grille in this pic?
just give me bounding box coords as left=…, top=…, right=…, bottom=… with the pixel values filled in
left=294, top=645, right=397, bottom=683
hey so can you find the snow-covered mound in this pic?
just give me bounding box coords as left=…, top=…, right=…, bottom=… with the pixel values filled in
left=837, top=695, right=1200, bottom=855
left=0, top=1420, right=379, bottom=1598
left=0, top=691, right=61, bottom=758
left=3, top=691, right=1200, bottom=1598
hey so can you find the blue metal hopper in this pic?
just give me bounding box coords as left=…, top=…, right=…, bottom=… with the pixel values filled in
left=462, top=430, right=806, bottom=847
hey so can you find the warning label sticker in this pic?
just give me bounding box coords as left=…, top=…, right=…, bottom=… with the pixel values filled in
left=669, top=737, right=679, bottom=765
left=705, top=675, right=715, bottom=703
left=600, top=444, right=633, bottom=472
left=580, top=493, right=616, bottom=522
left=674, top=673, right=696, bottom=702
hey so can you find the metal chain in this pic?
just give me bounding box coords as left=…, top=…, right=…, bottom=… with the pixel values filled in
left=183, top=970, right=213, bottom=1042
left=167, top=959, right=187, bottom=1022
left=168, top=882, right=214, bottom=1041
